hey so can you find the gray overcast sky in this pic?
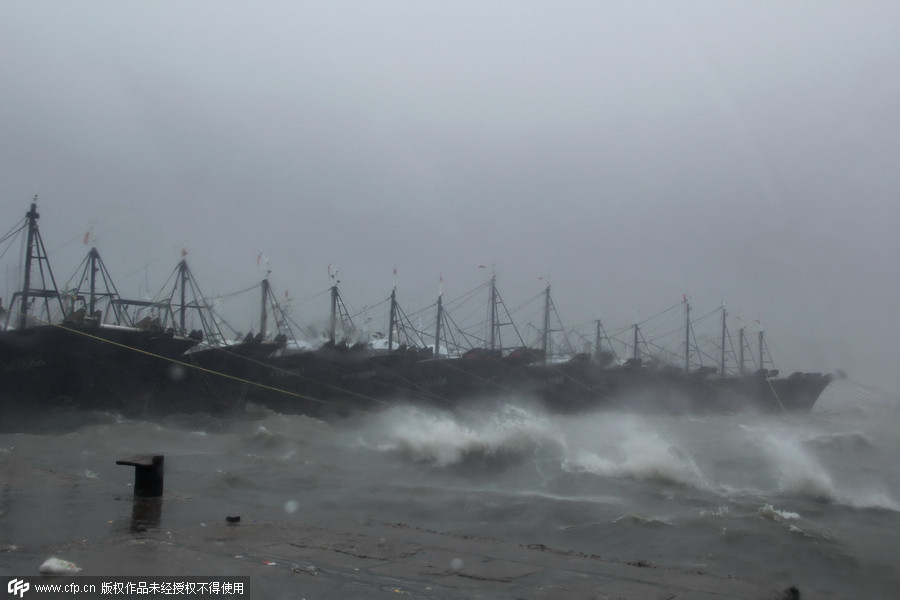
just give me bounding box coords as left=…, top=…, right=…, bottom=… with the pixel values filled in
left=2, top=1, right=899, bottom=389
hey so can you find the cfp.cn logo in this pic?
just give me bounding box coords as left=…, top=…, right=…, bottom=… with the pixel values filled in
left=7, top=579, right=29, bottom=598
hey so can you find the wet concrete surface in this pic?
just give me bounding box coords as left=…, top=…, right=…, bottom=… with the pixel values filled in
left=1, top=454, right=794, bottom=599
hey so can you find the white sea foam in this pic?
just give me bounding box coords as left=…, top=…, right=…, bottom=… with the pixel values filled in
left=700, top=505, right=730, bottom=518
left=611, top=514, right=673, bottom=527
left=758, top=503, right=801, bottom=522
left=361, top=403, right=562, bottom=467
left=561, top=415, right=710, bottom=490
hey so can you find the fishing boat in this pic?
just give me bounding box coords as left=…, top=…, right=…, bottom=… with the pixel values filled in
left=227, top=273, right=832, bottom=418
left=515, top=292, right=832, bottom=414
left=1, top=200, right=832, bottom=421
left=104, top=257, right=293, bottom=414
left=0, top=200, right=201, bottom=417
left=322, top=276, right=833, bottom=416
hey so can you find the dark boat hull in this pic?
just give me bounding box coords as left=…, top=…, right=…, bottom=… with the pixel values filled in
left=0, top=324, right=198, bottom=420
left=219, top=352, right=834, bottom=419
left=1, top=327, right=833, bottom=422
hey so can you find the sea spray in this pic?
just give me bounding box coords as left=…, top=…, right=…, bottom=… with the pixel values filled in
left=766, top=434, right=839, bottom=501
left=357, top=403, right=564, bottom=468
left=739, top=418, right=900, bottom=511
left=560, top=412, right=710, bottom=490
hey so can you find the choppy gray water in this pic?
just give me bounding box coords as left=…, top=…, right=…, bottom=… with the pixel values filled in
left=3, top=380, right=899, bottom=597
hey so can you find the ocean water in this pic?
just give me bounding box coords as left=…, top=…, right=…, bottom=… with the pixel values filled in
left=2, top=379, right=899, bottom=598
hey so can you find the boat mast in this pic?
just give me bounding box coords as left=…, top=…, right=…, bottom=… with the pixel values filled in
left=88, top=247, right=100, bottom=315
left=19, top=194, right=55, bottom=329
left=73, top=247, right=129, bottom=326
left=489, top=274, right=498, bottom=352
left=683, top=299, right=691, bottom=372
left=541, top=284, right=551, bottom=364
left=719, top=305, right=727, bottom=376
left=433, top=278, right=443, bottom=358
left=18, top=200, right=40, bottom=330
left=388, top=286, right=397, bottom=352
left=632, top=323, right=640, bottom=363
left=594, top=319, right=602, bottom=361
left=758, top=330, right=765, bottom=372
left=260, top=277, right=269, bottom=339
left=178, top=259, right=188, bottom=333
left=329, top=284, right=338, bottom=344
left=738, top=327, right=745, bottom=374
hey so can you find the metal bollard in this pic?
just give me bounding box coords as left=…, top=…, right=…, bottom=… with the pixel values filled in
left=129, top=497, right=162, bottom=532
left=116, top=455, right=165, bottom=497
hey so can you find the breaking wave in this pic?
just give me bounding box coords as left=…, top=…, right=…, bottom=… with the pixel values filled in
left=343, top=402, right=900, bottom=514
left=560, top=414, right=711, bottom=490
left=766, top=436, right=840, bottom=500
left=356, top=403, right=564, bottom=468
left=757, top=503, right=801, bottom=522
left=355, top=405, right=713, bottom=492
left=563, top=445, right=708, bottom=489
left=753, top=426, right=900, bottom=511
